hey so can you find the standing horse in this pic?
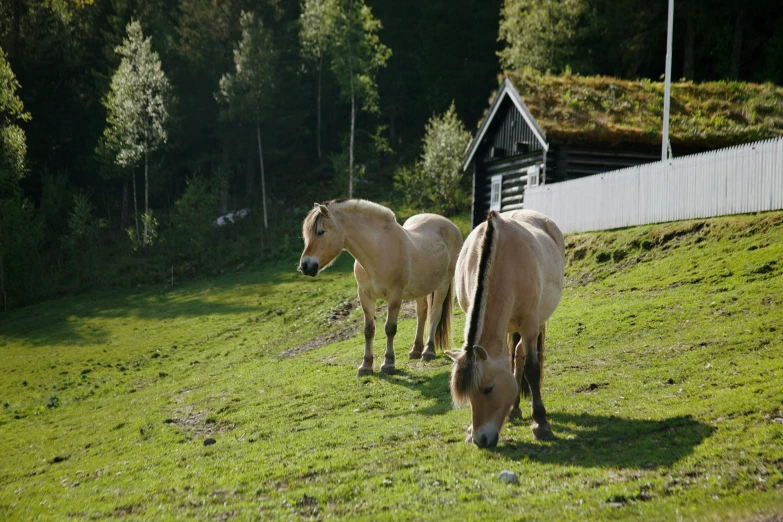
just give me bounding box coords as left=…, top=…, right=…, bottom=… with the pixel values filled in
left=299, top=199, right=463, bottom=376
left=446, top=209, right=564, bottom=448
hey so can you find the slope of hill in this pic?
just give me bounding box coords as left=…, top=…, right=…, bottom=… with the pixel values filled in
left=1, top=211, right=782, bottom=520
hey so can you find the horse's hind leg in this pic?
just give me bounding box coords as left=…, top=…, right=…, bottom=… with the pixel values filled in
left=381, top=295, right=402, bottom=374
left=408, top=297, right=427, bottom=360
left=508, top=332, right=524, bottom=421
left=357, top=288, right=376, bottom=377
left=525, top=328, right=555, bottom=440
left=421, top=284, right=448, bottom=361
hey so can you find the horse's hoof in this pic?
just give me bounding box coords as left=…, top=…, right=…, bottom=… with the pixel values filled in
left=380, top=364, right=395, bottom=375
left=408, top=350, right=422, bottom=360
left=531, top=422, right=556, bottom=441
left=357, top=367, right=373, bottom=377
left=421, top=351, right=436, bottom=362
left=508, top=407, right=523, bottom=421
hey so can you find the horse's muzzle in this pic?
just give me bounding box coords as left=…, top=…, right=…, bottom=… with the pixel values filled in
left=299, top=259, right=319, bottom=277
left=474, top=431, right=499, bottom=448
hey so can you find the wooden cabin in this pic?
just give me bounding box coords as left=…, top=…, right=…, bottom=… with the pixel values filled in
left=463, top=78, right=667, bottom=228
left=462, top=78, right=548, bottom=228
left=463, top=72, right=782, bottom=228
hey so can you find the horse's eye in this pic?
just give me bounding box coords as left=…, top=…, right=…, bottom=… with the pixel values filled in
left=317, top=230, right=326, bottom=236
left=482, top=384, right=495, bottom=395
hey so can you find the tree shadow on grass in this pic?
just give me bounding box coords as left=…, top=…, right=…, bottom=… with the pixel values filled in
left=493, top=412, right=713, bottom=470
left=0, top=253, right=358, bottom=348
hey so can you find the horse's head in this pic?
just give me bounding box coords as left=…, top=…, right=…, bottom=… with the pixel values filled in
left=299, top=203, right=345, bottom=277
left=447, top=345, right=518, bottom=448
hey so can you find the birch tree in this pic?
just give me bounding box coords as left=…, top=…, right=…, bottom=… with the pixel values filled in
left=218, top=11, right=278, bottom=229
left=299, top=0, right=390, bottom=197
left=101, top=20, right=171, bottom=248
left=300, top=0, right=335, bottom=160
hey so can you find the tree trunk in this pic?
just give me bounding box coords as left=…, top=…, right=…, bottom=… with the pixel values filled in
left=682, top=13, right=695, bottom=80
left=121, top=179, right=129, bottom=232
left=389, top=105, right=396, bottom=142
left=256, top=122, right=268, bottom=229
left=143, top=149, right=149, bottom=244
left=730, top=9, right=744, bottom=80
left=245, top=136, right=255, bottom=200
left=8, top=0, right=23, bottom=62
left=317, top=56, right=323, bottom=160
left=349, top=90, right=355, bottom=198
left=0, top=223, right=6, bottom=312
left=220, top=135, right=230, bottom=214
left=348, top=50, right=355, bottom=198
left=132, top=169, right=141, bottom=249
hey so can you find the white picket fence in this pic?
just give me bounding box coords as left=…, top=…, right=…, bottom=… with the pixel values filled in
left=524, top=137, right=783, bottom=234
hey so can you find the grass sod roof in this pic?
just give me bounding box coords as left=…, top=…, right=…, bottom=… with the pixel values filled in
left=492, top=70, right=783, bottom=148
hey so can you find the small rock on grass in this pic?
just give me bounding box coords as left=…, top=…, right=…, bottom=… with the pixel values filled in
left=498, top=470, right=518, bottom=484
left=203, top=437, right=216, bottom=446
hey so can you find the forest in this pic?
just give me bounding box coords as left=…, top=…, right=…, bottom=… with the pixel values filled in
left=1, top=0, right=783, bottom=310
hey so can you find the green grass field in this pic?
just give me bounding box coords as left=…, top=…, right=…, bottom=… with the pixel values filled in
left=1, top=211, right=782, bottom=521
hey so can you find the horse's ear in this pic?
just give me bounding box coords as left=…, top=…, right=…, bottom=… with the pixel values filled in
left=444, top=350, right=460, bottom=362
left=473, top=345, right=488, bottom=361
left=317, top=204, right=330, bottom=217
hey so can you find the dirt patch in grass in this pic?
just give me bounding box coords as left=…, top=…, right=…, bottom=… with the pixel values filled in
left=165, top=408, right=235, bottom=436
left=278, top=301, right=417, bottom=358
left=278, top=325, right=363, bottom=359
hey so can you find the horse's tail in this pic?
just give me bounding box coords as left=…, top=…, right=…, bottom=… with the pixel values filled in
left=430, top=282, right=453, bottom=351
left=509, top=325, right=545, bottom=398
left=538, top=323, right=546, bottom=391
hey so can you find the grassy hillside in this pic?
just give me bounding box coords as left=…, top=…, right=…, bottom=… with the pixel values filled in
left=1, top=211, right=782, bottom=520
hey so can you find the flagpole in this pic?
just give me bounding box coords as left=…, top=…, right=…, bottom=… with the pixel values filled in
left=662, top=0, right=674, bottom=161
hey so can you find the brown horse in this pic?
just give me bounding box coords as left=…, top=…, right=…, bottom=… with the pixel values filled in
left=299, top=199, right=463, bottom=376
left=446, top=209, right=564, bottom=448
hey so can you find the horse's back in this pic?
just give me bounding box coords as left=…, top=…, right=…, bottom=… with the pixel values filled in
left=402, top=213, right=463, bottom=256
left=456, top=210, right=564, bottom=327
left=499, top=210, right=564, bottom=323
left=398, top=213, right=463, bottom=298
left=404, top=213, right=460, bottom=238
left=502, top=210, right=564, bottom=254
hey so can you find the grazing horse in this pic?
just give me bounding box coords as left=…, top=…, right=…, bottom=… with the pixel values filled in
left=299, top=199, right=463, bottom=376
left=446, top=209, right=564, bottom=448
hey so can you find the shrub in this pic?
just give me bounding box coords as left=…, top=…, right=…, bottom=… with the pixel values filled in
left=164, top=176, right=219, bottom=266
left=394, top=102, right=471, bottom=213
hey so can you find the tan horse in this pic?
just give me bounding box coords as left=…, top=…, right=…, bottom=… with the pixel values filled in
left=446, top=209, right=564, bottom=448
left=299, top=199, right=463, bottom=376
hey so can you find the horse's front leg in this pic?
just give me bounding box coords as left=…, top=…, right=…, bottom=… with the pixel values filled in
left=381, top=296, right=402, bottom=374
left=357, top=288, right=376, bottom=377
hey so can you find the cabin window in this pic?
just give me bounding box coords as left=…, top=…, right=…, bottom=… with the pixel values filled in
left=527, top=165, right=539, bottom=188
left=490, top=175, right=502, bottom=211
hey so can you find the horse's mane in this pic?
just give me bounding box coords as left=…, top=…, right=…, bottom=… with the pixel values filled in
left=451, top=211, right=500, bottom=405
left=304, top=198, right=396, bottom=238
